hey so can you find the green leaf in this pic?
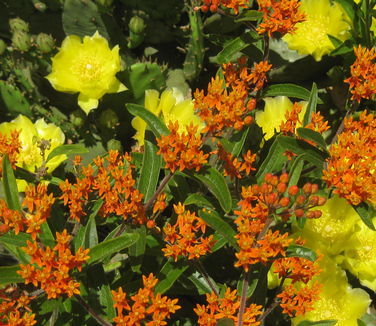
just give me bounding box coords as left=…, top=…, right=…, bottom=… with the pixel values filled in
left=126, top=103, right=169, bottom=138
left=286, top=245, right=317, bottom=261
left=138, top=133, right=162, bottom=202
left=87, top=233, right=139, bottom=264
left=0, top=81, right=32, bottom=116
left=353, top=202, right=376, bottom=231
left=99, top=283, right=116, bottom=321
left=221, top=127, right=250, bottom=157
left=155, top=260, right=189, bottom=294
left=216, top=318, right=236, bottom=326
left=296, top=321, right=337, bottom=326
left=46, top=144, right=89, bottom=162
left=297, top=128, right=327, bottom=150
left=303, top=83, right=318, bottom=126
left=235, top=10, right=263, bottom=22
left=82, top=200, right=102, bottom=249
left=39, top=222, right=56, bottom=248
left=187, top=271, right=214, bottom=295
left=334, top=0, right=356, bottom=21
left=199, top=209, right=238, bottom=250
left=0, top=265, right=23, bottom=285
left=357, top=320, right=367, bottom=326
left=186, top=167, right=232, bottom=213
left=2, top=155, right=21, bottom=211
left=262, top=84, right=323, bottom=104
left=184, top=193, right=215, bottom=209
left=288, top=154, right=305, bottom=188
left=129, top=226, right=147, bottom=274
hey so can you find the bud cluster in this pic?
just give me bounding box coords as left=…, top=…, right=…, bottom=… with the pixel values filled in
left=249, top=173, right=326, bottom=220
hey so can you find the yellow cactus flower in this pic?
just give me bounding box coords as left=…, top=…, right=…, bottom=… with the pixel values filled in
left=292, top=257, right=370, bottom=326
left=0, top=115, right=66, bottom=191
left=132, top=88, right=204, bottom=146
left=283, top=0, right=351, bottom=61
left=255, top=96, right=307, bottom=140
left=293, top=196, right=359, bottom=256
left=342, top=216, right=376, bottom=290
left=46, top=31, right=126, bottom=114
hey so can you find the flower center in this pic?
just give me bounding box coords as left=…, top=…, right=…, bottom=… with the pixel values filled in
left=74, top=57, right=102, bottom=82
left=299, top=15, right=330, bottom=47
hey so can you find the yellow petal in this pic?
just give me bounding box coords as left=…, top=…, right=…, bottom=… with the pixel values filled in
left=78, top=93, right=99, bottom=114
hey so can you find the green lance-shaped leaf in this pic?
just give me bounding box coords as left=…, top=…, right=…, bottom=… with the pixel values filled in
left=198, top=209, right=238, bottom=250
left=126, top=103, right=169, bottom=138
left=87, top=233, right=139, bottom=264
left=262, top=83, right=323, bottom=104
left=155, top=260, right=189, bottom=294
left=184, top=167, right=232, bottom=213
left=129, top=225, right=147, bottom=274
left=138, top=132, right=162, bottom=202
left=0, top=265, right=23, bottom=285
left=286, top=244, right=317, bottom=261
left=220, top=127, right=250, bottom=157
left=2, top=155, right=21, bottom=211
left=296, top=321, right=337, bottom=326
left=353, top=202, right=376, bottom=231
left=288, top=154, right=305, bottom=188
left=82, top=200, right=102, bottom=249
left=184, top=193, right=215, bottom=210
left=302, top=82, right=318, bottom=126
left=46, top=144, right=89, bottom=163
left=297, top=128, right=328, bottom=151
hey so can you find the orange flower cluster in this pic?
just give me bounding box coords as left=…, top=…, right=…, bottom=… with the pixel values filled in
left=153, top=193, right=167, bottom=215
left=217, top=143, right=256, bottom=179
left=323, top=110, right=376, bottom=205
left=256, top=0, right=305, bottom=36
left=234, top=173, right=326, bottom=271
left=194, top=59, right=271, bottom=135
left=305, top=112, right=330, bottom=134
left=344, top=45, right=376, bottom=102
left=112, top=273, right=180, bottom=326
left=0, top=286, right=36, bottom=326
left=0, top=130, right=21, bottom=176
left=60, top=150, right=145, bottom=223
left=195, top=0, right=249, bottom=14
left=156, top=122, right=208, bottom=173
left=162, top=203, right=216, bottom=261
left=277, top=282, right=321, bottom=317
left=194, top=288, right=263, bottom=326
left=18, top=229, right=90, bottom=299
left=279, top=102, right=303, bottom=135
left=0, top=183, right=55, bottom=239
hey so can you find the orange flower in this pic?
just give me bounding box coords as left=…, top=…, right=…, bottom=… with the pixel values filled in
left=162, top=203, right=216, bottom=261
left=194, top=288, right=263, bottom=326
left=17, top=230, right=89, bottom=299
left=305, top=111, right=330, bottom=134
left=256, top=0, right=306, bottom=36
left=156, top=121, right=208, bottom=173
left=279, top=102, right=304, bottom=135
left=112, top=274, right=180, bottom=326
left=0, top=130, right=21, bottom=176
left=323, top=110, right=376, bottom=205
left=153, top=193, right=167, bottom=214
left=344, top=45, right=376, bottom=102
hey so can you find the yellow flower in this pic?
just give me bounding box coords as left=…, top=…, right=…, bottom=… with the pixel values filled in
left=293, top=196, right=359, bottom=256
left=283, top=0, right=351, bottom=61
left=255, top=96, right=307, bottom=140
left=46, top=31, right=126, bottom=114
left=0, top=115, right=66, bottom=191
left=342, top=216, right=376, bottom=290
left=292, top=257, right=370, bottom=326
left=132, top=88, right=204, bottom=146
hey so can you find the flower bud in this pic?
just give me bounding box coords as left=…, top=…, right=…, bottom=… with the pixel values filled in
left=69, top=109, right=86, bottom=127
left=12, top=31, right=31, bottom=51
left=266, top=193, right=278, bottom=205
left=288, top=185, right=299, bottom=196
left=107, top=139, right=123, bottom=153
left=9, top=18, right=29, bottom=33
left=247, top=98, right=256, bottom=110
left=265, top=173, right=273, bottom=183
left=260, top=183, right=270, bottom=194
left=200, top=5, right=209, bottom=12
left=279, top=173, right=289, bottom=183
left=303, top=182, right=312, bottom=194
left=34, top=2, right=47, bottom=11
left=0, top=39, right=6, bottom=55
left=311, top=183, right=318, bottom=194
left=146, top=220, right=156, bottom=229
left=279, top=197, right=290, bottom=207
left=309, top=195, right=319, bottom=206
left=296, top=195, right=306, bottom=205
left=270, top=175, right=279, bottom=186
left=318, top=196, right=327, bottom=206
left=244, top=115, right=253, bottom=125
left=129, top=16, right=146, bottom=35
left=210, top=4, right=218, bottom=12
left=36, top=33, right=55, bottom=53
left=99, top=109, right=119, bottom=129
left=294, top=209, right=305, bottom=218
left=306, top=210, right=322, bottom=219
left=277, top=182, right=287, bottom=193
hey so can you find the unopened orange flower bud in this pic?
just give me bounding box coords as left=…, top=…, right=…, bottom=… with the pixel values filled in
left=306, top=210, right=322, bottom=219
left=296, top=195, right=306, bottom=205
left=252, top=184, right=260, bottom=194
left=210, top=4, right=218, bottom=12
left=244, top=115, right=253, bottom=125
left=271, top=175, right=279, bottom=186
left=318, top=196, right=327, bottom=206
left=309, top=195, right=319, bottom=206
left=266, top=193, right=278, bottom=205
left=247, top=98, right=256, bottom=110
left=277, top=182, right=287, bottom=193
left=303, top=183, right=312, bottom=194
left=260, top=183, right=270, bottom=194
left=147, top=220, right=156, bottom=229
left=279, top=173, right=289, bottom=183
left=288, top=185, right=299, bottom=196
left=234, top=121, right=243, bottom=130
left=294, top=208, right=305, bottom=218
left=201, top=5, right=209, bottom=12
left=265, top=173, right=273, bottom=183
left=311, top=183, right=318, bottom=193
left=279, top=197, right=290, bottom=207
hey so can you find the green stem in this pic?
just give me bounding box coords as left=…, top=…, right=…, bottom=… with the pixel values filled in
left=365, top=0, right=372, bottom=48
left=194, top=259, right=219, bottom=296
left=75, top=294, right=112, bottom=326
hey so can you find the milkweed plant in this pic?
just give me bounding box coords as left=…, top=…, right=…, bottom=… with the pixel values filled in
left=0, top=0, right=375, bottom=325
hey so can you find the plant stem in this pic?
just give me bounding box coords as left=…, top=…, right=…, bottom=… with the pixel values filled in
left=75, top=294, right=112, bottom=326
left=365, top=0, right=372, bottom=48
left=144, top=172, right=174, bottom=212
left=330, top=100, right=358, bottom=146
left=194, top=259, right=219, bottom=296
